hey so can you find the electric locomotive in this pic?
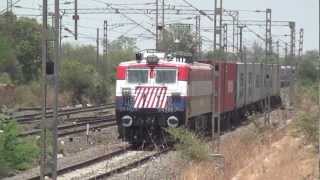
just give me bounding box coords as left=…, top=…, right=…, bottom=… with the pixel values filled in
left=115, top=50, right=213, bottom=144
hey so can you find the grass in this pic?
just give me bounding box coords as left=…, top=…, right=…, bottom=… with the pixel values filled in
left=292, top=84, right=319, bottom=150
left=166, top=128, right=210, bottom=162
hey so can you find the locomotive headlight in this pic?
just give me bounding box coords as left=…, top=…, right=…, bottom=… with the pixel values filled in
left=122, top=88, right=131, bottom=96
left=121, top=115, right=133, bottom=127
left=167, top=116, right=179, bottom=128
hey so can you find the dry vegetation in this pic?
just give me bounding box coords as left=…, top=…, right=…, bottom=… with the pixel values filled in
left=176, top=87, right=319, bottom=180
left=0, top=82, right=74, bottom=109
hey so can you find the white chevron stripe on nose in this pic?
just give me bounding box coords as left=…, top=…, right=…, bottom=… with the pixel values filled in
left=134, top=86, right=167, bottom=109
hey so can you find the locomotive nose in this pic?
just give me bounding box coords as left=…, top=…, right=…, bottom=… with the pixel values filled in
left=167, top=116, right=179, bottom=128
left=121, top=115, right=133, bottom=127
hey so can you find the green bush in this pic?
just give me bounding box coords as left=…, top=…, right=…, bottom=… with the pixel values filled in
left=0, top=114, right=39, bottom=177
left=167, top=128, right=210, bottom=162
left=298, top=50, right=319, bottom=85
left=292, top=85, right=319, bottom=150
left=60, top=59, right=112, bottom=105
left=60, top=60, right=96, bottom=104
left=293, top=112, right=319, bottom=149
left=0, top=73, right=12, bottom=84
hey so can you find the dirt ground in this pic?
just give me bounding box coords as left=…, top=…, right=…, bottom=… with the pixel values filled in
left=105, top=109, right=318, bottom=180
left=231, top=130, right=317, bottom=180
left=180, top=110, right=319, bottom=180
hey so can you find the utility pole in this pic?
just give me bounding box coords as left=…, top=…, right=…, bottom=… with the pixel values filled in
left=162, top=0, right=165, bottom=42
left=276, top=41, right=280, bottom=59
left=223, top=23, right=228, bottom=52
left=285, top=42, right=288, bottom=62
left=195, top=15, right=201, bottom=59
left=213, top=0, right=223, bottom=51
left=265, top=8, right=272, bottom=123
left=6, top=0, right=12, bottom=14
left=289, top=21, right=296, bottom=106
left=5, top=0, right=12, bottom=25
left=265, top=9, right=272, bottom=57
left=318, top=0, right=320, bottom=176
left=73, top=0, right=79, bottom=40
left=40, top=0, right=60, bottom=178
left=232, top=15, right=236, bottom=53
left=235, top=11, right=239, bottom=53
left=212, top=0, right=223, bottom=153
left=297, top=28, right=304, bottom=79
left=103, top=21, right=108, bottom=77
left=59, top=12, right=64, bottom=55
left=289, top=22, right=296, bottom=58
left=162, top=0, right=165, bottom=28
left=298, top=28, right=304, bottom=58
left=52, top=0, right=60, bottom=178
left=40, top=0, right=48, bottom=178
left=155, top=0, right=159, bottom=50
left=276, top=40, right=280, bottom=96
left=238, top=25, right=245, bottom=62
left=96, top=28, right=100, bottom=70
left=103, top=21, right=108, bottom=62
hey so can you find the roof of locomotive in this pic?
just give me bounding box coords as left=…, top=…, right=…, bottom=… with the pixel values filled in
left=118, top=59, right=212, bottom=70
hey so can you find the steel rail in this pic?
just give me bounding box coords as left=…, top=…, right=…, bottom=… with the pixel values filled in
left=19, top=115, right=116, bottom=137
left=12, top=104, right=114, bottom=123
left=88, top=147, right=171, bottom=180
left=27, top=145, right=131, bottom=180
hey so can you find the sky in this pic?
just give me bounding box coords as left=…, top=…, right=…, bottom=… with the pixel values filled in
left=0, top=0, right=318, bottom=55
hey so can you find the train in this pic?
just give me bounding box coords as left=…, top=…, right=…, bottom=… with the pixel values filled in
left=115, top=50, right=288, bottom=145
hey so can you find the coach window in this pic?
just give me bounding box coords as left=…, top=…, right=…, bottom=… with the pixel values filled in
left=127, top=69, right=148, bottom=84
left=156, top=69, right=176, bottom=84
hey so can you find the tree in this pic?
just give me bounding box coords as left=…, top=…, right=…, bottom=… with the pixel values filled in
left=106, top=36, right=138, bottom=83
left=14, top=18, right=41, bottom=83
left=108, top=35, right=137, bottom=53
left=60, top=36, right=138, bottom=104
left=159, top=24, right=198, bottom=55
left=62, top=43, right=97, bottom=66
left=60, top=60, right=96, bottom=105
left=205, top=49, right=226, bottom=59
left=298, top=50, right=319, bottom=85
left=0, top=35, right=17, bottom=79
left=247, top=42, right=265, bottom=62
left=0, top=14, right=42, bottom=83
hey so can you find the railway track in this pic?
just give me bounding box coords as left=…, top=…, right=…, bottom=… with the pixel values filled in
left=20, top=144, right=170, bottom=180
left=26, top=144, right=131, bottom=180
left=11, top=103, right=115, bottom=124
left=55, top=146, right=170, bottom=180
left=86, top=147, right=171, bottom=180
left=19, top=115, right=117, bottom=137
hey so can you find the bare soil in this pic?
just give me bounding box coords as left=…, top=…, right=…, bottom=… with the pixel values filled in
left=180, top=110, right=318, bottom=180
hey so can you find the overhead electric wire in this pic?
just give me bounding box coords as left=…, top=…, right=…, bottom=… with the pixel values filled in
left=90, top=0, right=155, bottom=36
left=180, top=0, right=213, bottom=21
left=104, top=2, right=154, bottom=21
left=0, top=0, right=23, bottom=14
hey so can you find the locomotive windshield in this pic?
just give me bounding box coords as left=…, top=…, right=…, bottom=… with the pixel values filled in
left=156, top=69, right=176, bottom=84
left=127, top=69, right=148, bottom=84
